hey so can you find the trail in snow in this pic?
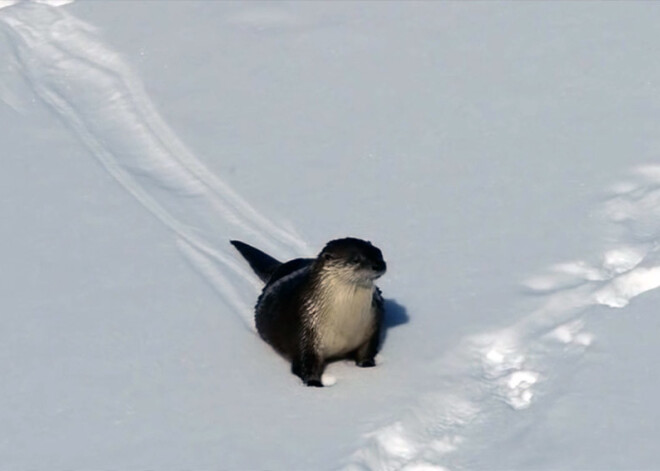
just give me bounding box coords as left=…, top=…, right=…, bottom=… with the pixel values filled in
left=347, top=165, right=660, bottom=471
left=0, top=1, right=310, bottom=328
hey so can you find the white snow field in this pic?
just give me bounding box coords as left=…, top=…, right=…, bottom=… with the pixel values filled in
left=2, top=1, right=660, bottom=469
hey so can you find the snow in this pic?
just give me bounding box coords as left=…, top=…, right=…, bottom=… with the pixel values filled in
left=1, top=1, right=660, bottom=469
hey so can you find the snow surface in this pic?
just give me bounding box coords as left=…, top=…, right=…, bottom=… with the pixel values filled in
left=1, top=1, right=660, bottom=469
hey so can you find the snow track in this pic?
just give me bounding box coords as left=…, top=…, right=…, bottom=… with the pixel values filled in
left=0, top=1, right=310, bottom=328
left=347, top=166, right=660, bottom=470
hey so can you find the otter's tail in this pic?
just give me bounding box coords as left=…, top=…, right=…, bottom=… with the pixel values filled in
left=230, top=240, right=282, bottom=283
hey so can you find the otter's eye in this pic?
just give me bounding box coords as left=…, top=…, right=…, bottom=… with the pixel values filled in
left=323, top=252, right=335, bottom=261
left=351, top=255, right=363, bottom=264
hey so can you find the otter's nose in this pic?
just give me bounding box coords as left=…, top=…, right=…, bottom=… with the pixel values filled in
left=372, top=261, right=387, bottom=273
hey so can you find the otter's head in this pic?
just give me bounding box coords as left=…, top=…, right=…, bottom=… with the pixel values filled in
left=317, top=237, right=386, bottom=285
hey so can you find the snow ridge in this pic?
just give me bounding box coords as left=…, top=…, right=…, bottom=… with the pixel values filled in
left=0, top=2, right=310, bottom=328
left=347, top=165, right=660, bottom=470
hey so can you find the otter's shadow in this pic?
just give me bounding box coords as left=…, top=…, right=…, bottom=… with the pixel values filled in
left=380, top=298, right=409, bottom=346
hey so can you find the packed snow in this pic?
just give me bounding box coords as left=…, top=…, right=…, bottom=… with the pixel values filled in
left=2, top=1, right=660, bottom=470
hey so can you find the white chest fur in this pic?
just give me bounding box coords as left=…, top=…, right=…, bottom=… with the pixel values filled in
left=315, top=280, right=375, bottom=358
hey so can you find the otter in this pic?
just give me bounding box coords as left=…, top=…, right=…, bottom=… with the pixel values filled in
left=230, top=238, right=387, bottom=387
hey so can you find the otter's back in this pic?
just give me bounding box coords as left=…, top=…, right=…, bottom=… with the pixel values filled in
left=255, top=259, right=313, bottom=357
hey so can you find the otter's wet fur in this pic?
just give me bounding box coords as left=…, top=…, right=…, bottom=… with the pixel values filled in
left=231, top=238, right=387, bottom=387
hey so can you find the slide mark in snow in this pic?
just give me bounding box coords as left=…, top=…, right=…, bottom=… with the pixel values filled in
left=347, top=166, right=660, bottom=471
left=0, top=1, right=310, bottom=328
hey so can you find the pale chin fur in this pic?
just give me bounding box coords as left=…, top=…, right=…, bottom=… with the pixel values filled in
left=322, top=264, right=379, bottom=287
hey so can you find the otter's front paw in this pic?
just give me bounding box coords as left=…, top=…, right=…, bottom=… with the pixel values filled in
left=305, top=379, right=324, bottom=387
left=356, top=358, right=376, bottom=368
